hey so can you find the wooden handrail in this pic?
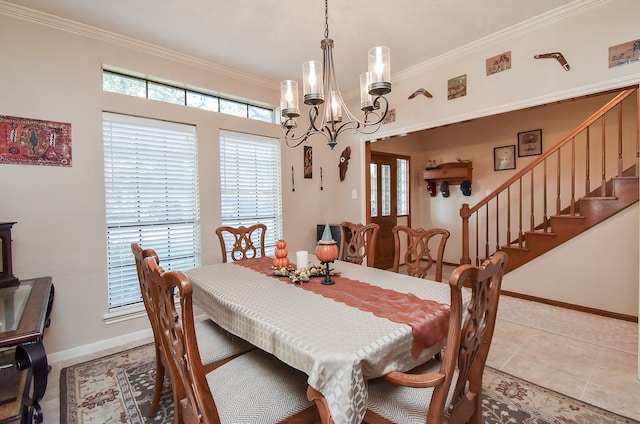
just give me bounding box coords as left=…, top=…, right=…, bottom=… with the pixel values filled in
left=465, top=88, right=636, bottom=216
left=460, top=87, right=638, bottom=265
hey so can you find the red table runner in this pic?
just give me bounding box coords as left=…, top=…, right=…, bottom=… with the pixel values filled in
left=235, top=257, right=450, bottom=357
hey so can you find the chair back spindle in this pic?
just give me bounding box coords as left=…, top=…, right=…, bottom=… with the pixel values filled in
left=216, top=223, right=267, bottom=263
left=392, top=226, right=450, bottom=282
left=339, top=221, right=380, bottom=267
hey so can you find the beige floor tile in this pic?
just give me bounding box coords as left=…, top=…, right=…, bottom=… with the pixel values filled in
left=499, top=330, right=601, bottom=399
left=41, top=398, right=60, bottom=424
left=487, top=319, right=531, bottom=369
left=497, top=296, right=638, bottom=354
left=580, top=347, right=640, bottom=420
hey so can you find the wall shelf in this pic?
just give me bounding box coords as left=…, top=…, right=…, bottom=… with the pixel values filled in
left=423, top=162, right=472, bottom=185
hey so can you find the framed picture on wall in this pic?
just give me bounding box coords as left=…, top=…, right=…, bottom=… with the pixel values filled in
left=304, top=145, right=312, bottom=178
left=517, top=129, right=542, bottom=157
left=494, top=145, right=516, bottom=171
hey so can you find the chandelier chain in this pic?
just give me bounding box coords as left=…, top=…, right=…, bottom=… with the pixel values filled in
left=324, top=0, right=329, bottom=39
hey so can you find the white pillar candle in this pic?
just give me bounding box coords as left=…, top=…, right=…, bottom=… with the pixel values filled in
left=296, top=251, right=308, bottom=270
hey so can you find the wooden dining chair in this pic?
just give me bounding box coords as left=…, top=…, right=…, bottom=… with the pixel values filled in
left=339, top=221, right=380, bottom=267
left=131, top=243, right=254, bottom=418
left=364, top=251, right=508, bottom=424
left=141, top=255, right=321, bottom=424
left=392, top=226, right=451, bottom=282
left=215, top=223, right=267, bottom=262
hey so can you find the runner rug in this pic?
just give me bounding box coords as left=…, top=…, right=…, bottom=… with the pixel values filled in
left=60, top=343, right=639, bottom=424
left=236, top=256, right=450, bottom=357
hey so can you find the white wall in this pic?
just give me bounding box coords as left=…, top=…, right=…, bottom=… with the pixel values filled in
left=0, top=6, right=286, bottom=357
left=0, top=0, right=637, bottom=359
left=336, top=0, right=639, bottom=317
left=506, top=203, right=638, bottom=314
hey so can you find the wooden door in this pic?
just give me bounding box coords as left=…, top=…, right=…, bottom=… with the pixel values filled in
left=369, top=152, right=398, bottom=270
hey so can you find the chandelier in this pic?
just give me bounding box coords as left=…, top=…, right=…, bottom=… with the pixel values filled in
left=280, top=0, right=392, bottom=150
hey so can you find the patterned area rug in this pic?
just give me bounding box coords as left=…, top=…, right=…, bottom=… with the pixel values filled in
left=60, top=343, right=639, bottom=424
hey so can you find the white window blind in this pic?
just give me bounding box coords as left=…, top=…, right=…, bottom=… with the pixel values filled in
left=103, top=112, right=201, bottom=311
left=219, top=130, right=282, bottom=257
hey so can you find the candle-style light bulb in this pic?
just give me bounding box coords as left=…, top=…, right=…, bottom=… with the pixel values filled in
left=280, top=80, right=299, bottom=118
left=368, top=46, right=391, bottom=96
left=326, top=91, right=342, bottom=123
left=303, top=60, right=324, bottom=105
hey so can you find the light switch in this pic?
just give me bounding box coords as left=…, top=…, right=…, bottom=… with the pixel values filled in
left=351, top=189, right=358, bottom=199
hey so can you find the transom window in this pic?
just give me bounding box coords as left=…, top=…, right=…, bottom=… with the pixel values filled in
left=102, top=69, right=274, bottom=123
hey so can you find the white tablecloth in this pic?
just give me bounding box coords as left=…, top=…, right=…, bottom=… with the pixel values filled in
left=187, top=257, right=467, bottom=424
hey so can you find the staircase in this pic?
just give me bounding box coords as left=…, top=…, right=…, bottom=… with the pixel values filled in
left=501, top=168, right=638, bottom=272
left=460, top=87, right=639, bottom=273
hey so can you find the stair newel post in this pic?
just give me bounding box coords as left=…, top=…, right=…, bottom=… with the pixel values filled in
left=460, top=203, right=471, bottom=265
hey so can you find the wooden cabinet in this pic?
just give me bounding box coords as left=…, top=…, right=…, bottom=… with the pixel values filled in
left=423, top=162, right=472, bottom=185
left=0, top=277, right=54, bottom=424
left=0, top=222, right=18, bottom=287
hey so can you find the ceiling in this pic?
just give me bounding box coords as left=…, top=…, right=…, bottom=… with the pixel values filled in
left=5, top=0, right=577, bottom=92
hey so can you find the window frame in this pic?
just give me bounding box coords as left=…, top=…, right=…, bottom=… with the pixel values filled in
left=102, top=112, right=201, bottom=319
left=219, top=130, right=283, bottom=258
left=102, top=69, right=274, bottom=123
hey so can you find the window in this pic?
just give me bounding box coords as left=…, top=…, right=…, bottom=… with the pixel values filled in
left=219, top=130, right=282, bottom=257
left=381, top=164, right=391, bottom=216
left=102, top=69, right=274, bottom=123
left=370, top=163, right=378, bottom=217
left=103, top=112, right=201, bottom=312
left=370, top=155, right=410, bottom=218
left=397, top=158, right=409, bottom=216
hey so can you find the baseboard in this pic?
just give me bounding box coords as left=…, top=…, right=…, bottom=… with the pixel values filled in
left=47, top=312, right=211, bottom=365
left=501, top=290, right=638, bottom=323
left=47, top=328, right=153, bottom=365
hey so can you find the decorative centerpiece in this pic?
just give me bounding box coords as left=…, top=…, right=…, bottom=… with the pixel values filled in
left=273, top=263, right=325, bottom=283
left=273, top=239, right=290, bottom=268
left=315, top=223, right=339, bottom=285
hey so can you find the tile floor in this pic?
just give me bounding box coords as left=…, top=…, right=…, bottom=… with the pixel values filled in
left=37, top=268, right=640, bottom=423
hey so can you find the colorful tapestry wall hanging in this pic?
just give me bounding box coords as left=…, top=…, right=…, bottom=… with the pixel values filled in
left=0, top=115, right=72, bottom=167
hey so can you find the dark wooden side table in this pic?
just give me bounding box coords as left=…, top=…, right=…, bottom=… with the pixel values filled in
left=0, top=277, right=54, bottom=424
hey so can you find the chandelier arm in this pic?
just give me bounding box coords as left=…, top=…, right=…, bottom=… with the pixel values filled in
left=365, top=95, right=390, bottom=125
left=338, top=94, right=390, bottom=128
left=284, top=137, right=307, bottom=148
left=308, top=105, right=325, bottom=133
left=282, top=111, right=318, bottom=147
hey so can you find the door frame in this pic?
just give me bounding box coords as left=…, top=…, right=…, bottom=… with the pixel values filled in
left=365, top=142, right=412, bottom=269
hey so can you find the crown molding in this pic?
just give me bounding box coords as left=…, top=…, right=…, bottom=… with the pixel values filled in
left=393, top=0, right=607, bottom=82
left=0, top=0, right=279, bottom=91
left=369, top=75, right=640, bottom=141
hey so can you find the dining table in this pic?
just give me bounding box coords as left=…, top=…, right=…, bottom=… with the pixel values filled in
left=186, top=255, right=469, bottom=424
